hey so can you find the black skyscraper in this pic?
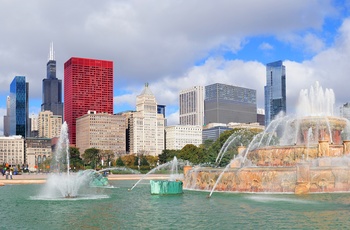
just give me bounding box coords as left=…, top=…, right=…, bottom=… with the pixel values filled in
left=41, top=43, right=64, bottom=118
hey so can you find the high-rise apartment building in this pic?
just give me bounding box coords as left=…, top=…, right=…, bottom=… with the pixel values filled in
left=125, top=84, right=165, bottom=156
left=38, top=110, right=62, bottom=138
left=76, top=111, right=126, bottom=155
left=41, top=43, right=64, bottom=117
left=9, top=76, right=29, bottom=137
left=64, top=57, right=113, bottom=145
left=204, top=83, right=257, bottom=125
left=179, top=86, right=204, bottom=126
left=264, top=60, right=286, bottom=126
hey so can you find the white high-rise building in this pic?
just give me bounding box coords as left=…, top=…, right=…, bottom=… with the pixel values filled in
left=165, top=125, right=202, bottom=150
left=179, top=86, right=204, bottom=126
left=125, top=83, right=165, bottom=156
left=38, top=111, right=62, bottom=138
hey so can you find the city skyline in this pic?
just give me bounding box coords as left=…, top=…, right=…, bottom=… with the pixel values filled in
left=1, top=1, right=350, bottom=135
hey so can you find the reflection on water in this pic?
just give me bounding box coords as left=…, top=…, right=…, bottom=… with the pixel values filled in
left=1, top=181, right=350, bottom=229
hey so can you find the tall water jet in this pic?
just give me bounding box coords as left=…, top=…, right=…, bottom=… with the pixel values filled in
left=38, top=122, right=109, bottom=199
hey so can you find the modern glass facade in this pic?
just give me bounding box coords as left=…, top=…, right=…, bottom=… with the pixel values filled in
left=264, top=61, right=286, bottom=126
left=41, top=44, right=63, bottom=117
left=64, top=57, right=113, bottom=145
left=9, top=76, right=29, bottom=137
left=204, top=83, right=257, bottom=125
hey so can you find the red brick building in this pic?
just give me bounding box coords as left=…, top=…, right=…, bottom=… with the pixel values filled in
left=64, top=57, right=113, bottom=145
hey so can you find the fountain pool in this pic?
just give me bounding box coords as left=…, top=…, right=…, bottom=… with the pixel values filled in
left=1, top=180, right=350, bottom=229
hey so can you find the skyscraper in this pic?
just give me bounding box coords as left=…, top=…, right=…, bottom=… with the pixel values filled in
left=41, top=43, right=64, bottom=117
left=64, top=57, right=113, bottom=145
left=179, top=86, right=204, bottom=126
left=3, top=96, right=11, bottom=136
left=264, top=60, right=286, bottom=126
left=9, top=76, right=29, bottom=137
left=204, top=83, right=257, bottom=125
left=124, top=83, right=165, bottom=156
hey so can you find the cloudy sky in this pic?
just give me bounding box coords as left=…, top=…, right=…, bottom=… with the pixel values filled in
left=1, top=0, right=350, bottom=135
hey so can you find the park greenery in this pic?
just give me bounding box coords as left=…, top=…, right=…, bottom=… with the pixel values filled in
left=36, top=128, right=262, bottom=173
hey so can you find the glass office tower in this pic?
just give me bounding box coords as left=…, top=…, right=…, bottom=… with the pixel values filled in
left=10, top=76, right=29, bottom=137
left=264, top=60, right=286, bottom=126
left=41, top=43, right=63, bottom=117
left=204, top=83, right=257, bottom=125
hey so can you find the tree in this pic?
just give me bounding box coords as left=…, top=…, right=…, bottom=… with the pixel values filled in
left=69, top=147, right=84, bottom=170
left=82, top=148, right=100, bottom=169
left=158, top=149, right=180, bottom=164
left=178, top=144, right=204, bottom=164
left=116, top=156, right=125, bottom=166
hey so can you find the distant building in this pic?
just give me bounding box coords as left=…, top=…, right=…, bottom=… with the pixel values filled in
left=202, top=123, right=232, bottom=142
left=41, top=43, right=64, bottom=118
left=179, top=86, right=204, bottom=126
left=165, top=125, right=202, bottom=150
left=124, top=84, right=165, bottom=156
left=227, top=122, right=264, bottom=131
left=157, top=104, right=167, bottom=126
left=264, top=60, right=286, bottom=126
left=38, top=111, right=62, bottom=138
left=340, top=103, right=350, bottom=120
left=0, top=136, right=25, bottom=166
left=25, top=137, right=52, bottom=172
left=3, top=96, right=11, bottom=136
left=9, top=76, right=29, bottom=138
left=76, top=111, right=126, bottom=156
left=257, top=108, right=265, bottom=126
left=64, top=57, right=113, bottom=145
left=204, top=83, right=257, bottom=125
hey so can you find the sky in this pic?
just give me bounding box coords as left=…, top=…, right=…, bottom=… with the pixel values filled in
left=1, top=0, right=350, bottom=135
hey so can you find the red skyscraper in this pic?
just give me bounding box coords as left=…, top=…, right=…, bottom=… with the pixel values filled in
left=64, top=57, right=113, bottom=145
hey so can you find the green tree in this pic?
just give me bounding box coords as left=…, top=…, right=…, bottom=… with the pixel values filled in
left=178, top=144, right=204, bottom=164
left=158, top=149, right=180, bottom=163
left=116, top=156, right=125, bottom=166
left=82, top=148, right=100, bottom=169
left=69, top=147, right=84, bottom=170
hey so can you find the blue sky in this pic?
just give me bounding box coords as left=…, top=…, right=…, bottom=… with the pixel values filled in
left=1, top=0, right=350, bottom=135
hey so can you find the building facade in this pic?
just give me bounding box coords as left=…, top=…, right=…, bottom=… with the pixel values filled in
left=41, top=43, right=64, bottom=118
left=165, top=125, right=202, bottom=150
left=25, top=138, right=52, bottom=172
left=0, top=136, right=25, bottom=166
left=9, top=76, right=29, bottom=138
left=125, top=84, right=165, bottom=156
left=64, top=57, right=113, bottom=145
left=264, top=60, right=286, bottom=126
left=204, top=83, right=257, bottom=125
left=202, top=124, right=232, bottom=142
left=76, top=111, right=126, bottom=155
left=179, top=86, right=204, bottom=126
left=38, top=111, right=62, bottom=138
left=3, top=96, right=11, bottom=136
left=340, top=103, right=350, bottom=121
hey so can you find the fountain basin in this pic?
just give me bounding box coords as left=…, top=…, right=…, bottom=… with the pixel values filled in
left=150, top=180, right=183, bottom=195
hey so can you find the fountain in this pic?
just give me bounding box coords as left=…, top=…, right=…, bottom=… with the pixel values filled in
left=129, top=156, right=185, bottom=195
left=184, top=82, right=350, bottom=194
left=37, top=122, right=110, bottom=199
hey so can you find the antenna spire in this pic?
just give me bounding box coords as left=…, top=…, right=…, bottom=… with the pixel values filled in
left=48, top=42, right=55, bottom=61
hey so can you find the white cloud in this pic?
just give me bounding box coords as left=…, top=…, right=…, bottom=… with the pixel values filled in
left=259, top=42, right=274, bottom=51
